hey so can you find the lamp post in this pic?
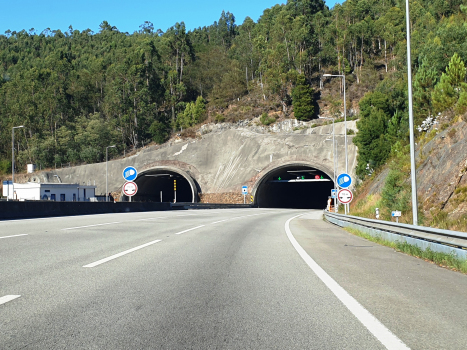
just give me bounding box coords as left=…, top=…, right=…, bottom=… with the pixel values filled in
left=319, top=117, right=337, bottom=186
left=405, top=0, right=419, bottom=226
left=106, top=145, right=116, bottom=202
left=11, top=125, right=24, bottom=201
left=323, top=74, right=347, bottom=174
left=321, top=116, right=338, bottom=212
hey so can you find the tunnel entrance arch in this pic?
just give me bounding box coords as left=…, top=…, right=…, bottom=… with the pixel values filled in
left=121, top=166, right=199, bottom=203
left=252, top=162, right=335, bottom=209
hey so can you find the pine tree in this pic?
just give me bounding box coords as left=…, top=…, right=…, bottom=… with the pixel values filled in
left=291, top=74, right=314, bottom=120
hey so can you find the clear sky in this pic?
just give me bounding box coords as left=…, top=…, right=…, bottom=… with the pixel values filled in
left=1, top=0, right=340, bottom=35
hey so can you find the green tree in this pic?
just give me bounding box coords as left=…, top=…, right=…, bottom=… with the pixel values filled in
left=432, top=53, right=467, bottom=113
left=291, top=74, right=314, bottom=120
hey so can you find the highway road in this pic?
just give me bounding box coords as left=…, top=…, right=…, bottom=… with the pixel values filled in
left=1, top=209, right=466, bottom=349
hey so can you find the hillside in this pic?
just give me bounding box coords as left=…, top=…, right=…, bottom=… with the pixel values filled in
left=350, top=115, right=467, bottom=231
left=2, top=0, right=467, bottom=175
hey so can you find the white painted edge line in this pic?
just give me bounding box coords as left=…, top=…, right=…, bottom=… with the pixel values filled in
left=0, top=295, right=21, bottom=305
left=83, top=239, right=162, bottom=268
left=175, top=225, right=205, bottom=235
left=62, top=222, right=121, bottom=231
left=0, top=234, right=28, bottom=239
left=285, top=214, right=410, bottom=350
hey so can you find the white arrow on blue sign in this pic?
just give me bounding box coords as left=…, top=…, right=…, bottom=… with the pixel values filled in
left=123, top=166, right=138, bottom=181
left=337, top=173, right=352, bottom=188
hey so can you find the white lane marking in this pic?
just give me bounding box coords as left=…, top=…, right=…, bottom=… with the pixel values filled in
left=211, top=219, right=230, bottom=224
left=210, top=212, right=272, bottom=225
left=0, top=234, right=28, bottom=239
left=83, top=239, right=163, bottom=268
left=0, top=295, right=21, bottom=305
left=62, top=222, right=121, bottom=231
left=285, top=215, right=410, bottom=350
left=175, top=225, right=205, bottom=235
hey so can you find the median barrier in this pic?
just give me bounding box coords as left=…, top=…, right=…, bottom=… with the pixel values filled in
left=0, top=201, right=171, bottom=220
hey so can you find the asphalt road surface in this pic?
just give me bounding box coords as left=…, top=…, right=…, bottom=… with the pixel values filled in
left=1, top=209, right=466, bottom=349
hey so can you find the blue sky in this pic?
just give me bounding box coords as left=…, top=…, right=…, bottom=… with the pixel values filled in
left=1, top=0, right=340, bottom=35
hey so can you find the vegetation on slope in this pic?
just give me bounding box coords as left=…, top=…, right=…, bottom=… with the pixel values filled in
left=1, top=0, right=467, bottom=181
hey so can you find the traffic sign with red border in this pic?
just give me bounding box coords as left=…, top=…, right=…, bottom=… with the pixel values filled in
left=337, top=189, right=353, bottom=204
left=123, top=181, right=138, bottom=197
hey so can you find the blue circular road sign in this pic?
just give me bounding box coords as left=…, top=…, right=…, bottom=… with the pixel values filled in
left=337, top=173, right=352, bottom=188
left=123, top=166, right=138, bottom=181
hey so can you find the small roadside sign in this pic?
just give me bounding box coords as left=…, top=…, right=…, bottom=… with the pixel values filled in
left=337, top=189, right=353, bottom=204
left=242, top=186, right=248, bottom=195
left=123, top=166, right=138, bottom=181
left=337, top=173, right=352, bottom=188
left=392, top=211, right=401, bottom=217
left=123, top=181, right=138, bottom=197
left=331, top=189, right=337, bottom=198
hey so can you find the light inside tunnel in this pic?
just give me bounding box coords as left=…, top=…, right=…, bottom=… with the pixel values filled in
left=123, top=170, right=196, bottom=203
left=256, top=166, right=335, bottom=209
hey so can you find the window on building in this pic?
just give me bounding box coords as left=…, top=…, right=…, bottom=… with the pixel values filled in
left=60, top=194, right=65, bottom=201
left=51, top=194, right=56, bottom=201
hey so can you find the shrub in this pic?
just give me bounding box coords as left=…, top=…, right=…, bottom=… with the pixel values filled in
left=0, top=159, right=11, bottom=174
left=260, top=112, right=276, bottom=126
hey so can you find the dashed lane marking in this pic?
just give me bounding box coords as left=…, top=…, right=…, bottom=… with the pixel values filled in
left=0, top=295, right=21, bottom=305
left=0, top=234, right=28, bottom=239
left=83, top=239, right=163, bottom=268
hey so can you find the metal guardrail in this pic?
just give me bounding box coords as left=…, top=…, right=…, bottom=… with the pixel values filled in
left=324, top=211, right=467, bottom=250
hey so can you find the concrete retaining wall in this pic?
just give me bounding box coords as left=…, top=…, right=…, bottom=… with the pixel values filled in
left=0, top=201, right=171, bottom=221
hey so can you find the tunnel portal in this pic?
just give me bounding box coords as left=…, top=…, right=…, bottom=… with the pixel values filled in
left=123, top=168, right=198, bottom=203
left=255, top=165, right=335, bottom=209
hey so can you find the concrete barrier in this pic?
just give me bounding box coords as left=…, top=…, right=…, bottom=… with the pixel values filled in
left=0, top=201, right=171, bottom=221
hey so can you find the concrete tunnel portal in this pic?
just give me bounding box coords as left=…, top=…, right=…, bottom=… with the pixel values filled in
left=254, top=165, right=335, bottom=209
left=122, top=167, right=199, bottom=203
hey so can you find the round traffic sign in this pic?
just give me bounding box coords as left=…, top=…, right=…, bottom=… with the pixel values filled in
left=337, top=189, right=353, bottom=204
left=337, top=173, right=352, bottom=188
left=123, top=166, right=138, bottom=181
left=123, top=181, right=138, bottom=197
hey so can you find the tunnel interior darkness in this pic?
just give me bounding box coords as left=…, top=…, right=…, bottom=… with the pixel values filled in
left=123, top=170, right=195, bottom=202
left=256, top=166, right=335, bottom=209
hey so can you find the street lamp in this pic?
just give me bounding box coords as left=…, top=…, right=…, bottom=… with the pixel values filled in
left=323, top=73, right=348, bottom=174
left=106, top=145, right=116, bottom=202
left=405, top=0, right=419, bottom=226
left=11, top=125, right=24, bottom=201
left=320, top=116, right=338, bottom=213
left=319, top=116, right=337, bottom=187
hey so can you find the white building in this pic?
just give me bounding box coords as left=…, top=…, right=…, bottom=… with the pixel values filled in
left=2, top=182, right=96, bottom=201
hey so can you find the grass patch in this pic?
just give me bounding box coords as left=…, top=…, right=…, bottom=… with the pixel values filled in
left=344, top=227, right=467, bottom=274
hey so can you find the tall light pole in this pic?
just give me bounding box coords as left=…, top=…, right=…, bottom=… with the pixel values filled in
left=11, top=125, right=24, bottom=201
left=321, top=116, right=338, bottom=212
left=323, top=74, right=347, bottom=174
left=106, top=145, right=116, bottom=202
left=319, top=116, right=337, bottom=187
left=405, top=0, right=419, bottom=226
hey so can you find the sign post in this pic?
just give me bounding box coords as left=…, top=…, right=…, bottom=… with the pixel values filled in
left=337, top=189, right=353, bottom=205
left=123, top=181, right=138, bottom=202
left=122, top=166, right=138, bottom=203
left=337, top=173, right=352, bottom=215
left=242, top=186, right=248, bottom=204
left=392, top=211, right=402, bottom=223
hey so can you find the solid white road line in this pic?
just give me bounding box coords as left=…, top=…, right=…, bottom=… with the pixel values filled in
left=175, top=225, right=205, bottom=235
left=285, top=214, right=410, bottom=350
left=62, top=222, right=121, bottom=230
left=0, top=295, right=21, bottom=305
left=83, top=239, right=163, bottom=268
left=0, top=234, right=28, bottom=239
